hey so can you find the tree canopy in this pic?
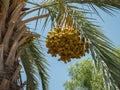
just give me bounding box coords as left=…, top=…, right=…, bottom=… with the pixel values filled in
left=64, top=59, right=108, bottom=90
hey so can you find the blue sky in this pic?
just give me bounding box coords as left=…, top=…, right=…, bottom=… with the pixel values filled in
left=25, top=2, right=120, bottom=90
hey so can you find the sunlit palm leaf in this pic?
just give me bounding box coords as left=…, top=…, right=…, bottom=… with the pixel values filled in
left=65, top=0, right=120, bottom=15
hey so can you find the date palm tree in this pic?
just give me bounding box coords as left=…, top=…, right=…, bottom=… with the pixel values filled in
left=0, top=0, right=120, bottom=90
left=0, top=0, right=49, bottom=90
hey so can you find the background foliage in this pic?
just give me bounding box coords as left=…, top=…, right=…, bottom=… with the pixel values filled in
left=64, top=59, right=108, bottom=90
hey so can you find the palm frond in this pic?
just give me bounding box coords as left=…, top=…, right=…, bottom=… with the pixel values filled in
left=24, top=0, right=120, bottom=29
left=65, top=0, right=120, bottom=15
left=72, top=11, right=120, bottom=89
left=63, top=5, right=120, bottom=88
left=20, top=47, right=38, bottom=90
left=20, top=40, right=49, bottom=90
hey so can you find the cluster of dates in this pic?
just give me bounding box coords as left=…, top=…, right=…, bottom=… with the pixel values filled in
left=46, top=26, right=90, bottom=63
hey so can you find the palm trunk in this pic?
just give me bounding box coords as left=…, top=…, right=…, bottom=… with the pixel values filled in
left=0, top=0, right=36, bottom=89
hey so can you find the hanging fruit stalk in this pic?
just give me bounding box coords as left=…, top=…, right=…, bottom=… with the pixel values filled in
left=46, top=26, right=90, bottom=63
left=45, top=1, right=90, bottom=63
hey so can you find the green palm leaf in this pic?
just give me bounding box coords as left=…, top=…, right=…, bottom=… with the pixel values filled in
left=65, top=0, right=120, bottom=15
left=20, top=49, right=38, bottom=90
left=20, top=40, right=49, bottom=90
left=82, top=23, right=120, bottom=89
